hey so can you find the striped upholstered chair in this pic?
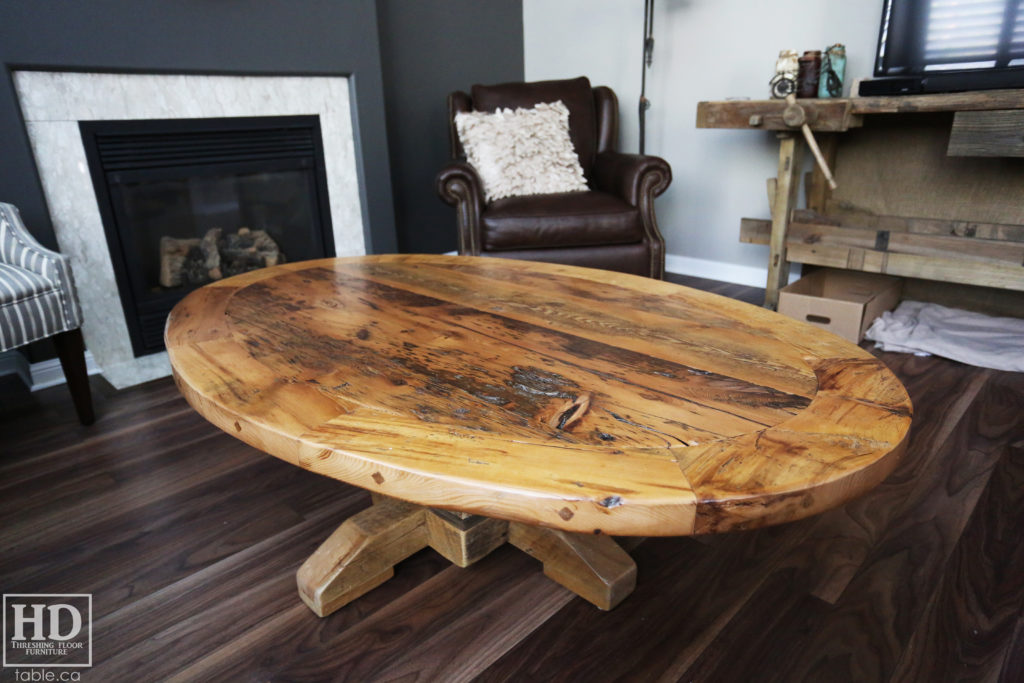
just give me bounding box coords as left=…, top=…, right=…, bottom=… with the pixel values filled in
left=0, top=203, right=94, bottom=424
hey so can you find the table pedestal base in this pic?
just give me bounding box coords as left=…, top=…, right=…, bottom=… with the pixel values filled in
left=297, top=496, right=636, bottom=617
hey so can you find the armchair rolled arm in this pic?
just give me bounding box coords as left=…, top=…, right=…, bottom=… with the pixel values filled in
left=436, top=162, right=486, bottom=255
left=0, top=203, right=67, bottom=275
left=592, top=151, right=672, bottom=207
left=0, top=202, right=83, bottom=329
left=592, top=152, right=672, bottom=279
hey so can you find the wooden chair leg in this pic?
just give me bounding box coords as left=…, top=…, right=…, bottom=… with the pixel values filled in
left=52, top=328, right=95, bottom=425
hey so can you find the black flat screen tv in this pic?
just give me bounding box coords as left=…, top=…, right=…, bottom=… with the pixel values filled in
left=859, top=0, right=1024, bottom=95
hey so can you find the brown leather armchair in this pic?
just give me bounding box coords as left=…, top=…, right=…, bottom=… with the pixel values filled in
left=436, top=77, right=672, bottom=278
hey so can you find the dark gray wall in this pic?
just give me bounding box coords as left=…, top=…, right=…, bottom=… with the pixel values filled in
left=0, top=0, right=396, bottom=255
left=377, top=0, right=523, bottom=254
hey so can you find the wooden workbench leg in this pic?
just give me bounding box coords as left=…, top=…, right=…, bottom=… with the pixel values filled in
left=297, top=497, right=429, bottom=617
left=765, top=132, right=806, bottom=310
left=508, top=523, right=637, bottom=610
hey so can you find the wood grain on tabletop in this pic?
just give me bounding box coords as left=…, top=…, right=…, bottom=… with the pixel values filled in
left=165, top=254, right=912, bottom=536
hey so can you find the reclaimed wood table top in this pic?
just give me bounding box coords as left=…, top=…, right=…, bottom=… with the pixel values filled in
left=166, top=255, right=912, bottom=537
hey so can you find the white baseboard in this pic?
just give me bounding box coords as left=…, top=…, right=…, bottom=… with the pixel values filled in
left=0, top=350, right=32, bottom=387
left=665, top=253, right=801, bottom=288
left=30, top=351, right=103, bottom=392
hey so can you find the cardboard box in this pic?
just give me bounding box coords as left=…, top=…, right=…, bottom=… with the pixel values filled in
left=778, top=269, right=902, bottom=343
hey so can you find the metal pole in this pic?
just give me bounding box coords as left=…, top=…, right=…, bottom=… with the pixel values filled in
left=639, top=0, right=654, bottom=154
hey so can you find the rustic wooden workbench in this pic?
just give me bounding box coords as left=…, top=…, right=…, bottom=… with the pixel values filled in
left=697, top=90, right=1024, bottom=313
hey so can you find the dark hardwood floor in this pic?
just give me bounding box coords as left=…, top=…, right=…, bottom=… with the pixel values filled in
left=1, top=276, right=1022, bottom=682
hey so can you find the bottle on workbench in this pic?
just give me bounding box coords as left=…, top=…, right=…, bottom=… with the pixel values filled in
left=797, top=50, right=822, bottom=98
left=819, top=44, right=846, bottom=98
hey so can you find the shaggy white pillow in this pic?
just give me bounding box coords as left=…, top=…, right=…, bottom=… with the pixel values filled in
left=455, top=100, right=588, bottom=202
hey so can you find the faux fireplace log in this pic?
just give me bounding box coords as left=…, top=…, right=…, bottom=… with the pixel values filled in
left=159, top=227, right=284, bottom=288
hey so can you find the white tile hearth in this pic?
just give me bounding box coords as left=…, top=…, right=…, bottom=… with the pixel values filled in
left=14, top=71, right=365, bottom=388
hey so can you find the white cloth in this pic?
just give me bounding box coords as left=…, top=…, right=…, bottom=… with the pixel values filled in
left=865, top=300, right=1024, bottom=372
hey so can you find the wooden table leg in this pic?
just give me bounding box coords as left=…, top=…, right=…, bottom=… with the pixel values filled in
left=426, top=509, right=509, bottom=567
left=297, top=497, right=429, bottom=617
left=765, top=132, right=806, bottom=310
left=508, top=523, right=637, bottom=611
left=298, top=497, right=509, bottom=617
left=298, top=496, right=637, bottom=617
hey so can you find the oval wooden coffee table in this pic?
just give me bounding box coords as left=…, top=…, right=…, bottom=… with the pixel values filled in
left=166, top=255, right=912, bottom=614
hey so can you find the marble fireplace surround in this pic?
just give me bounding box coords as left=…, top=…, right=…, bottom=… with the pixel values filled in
left=14, top=71, right=366, bottom=389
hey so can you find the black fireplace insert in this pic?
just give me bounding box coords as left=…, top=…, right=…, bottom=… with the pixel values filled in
left=80, top=115, right=335, bottom=356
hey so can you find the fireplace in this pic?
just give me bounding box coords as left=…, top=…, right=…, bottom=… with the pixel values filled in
left=80, top=115, right=335, bottom=356
left=15, top=71, right=364, bottom=388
